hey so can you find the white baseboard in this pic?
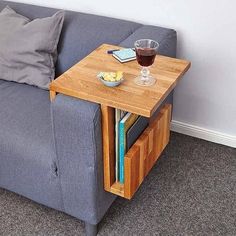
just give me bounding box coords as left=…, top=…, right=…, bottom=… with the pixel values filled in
left=171, top=120, right=236, bottom=148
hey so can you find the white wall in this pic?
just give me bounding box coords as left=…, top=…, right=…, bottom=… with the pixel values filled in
left=12, top=0, right=236, bottom=146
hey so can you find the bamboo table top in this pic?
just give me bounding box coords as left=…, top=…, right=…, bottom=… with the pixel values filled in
left=50, top=44, right=190, bottom=117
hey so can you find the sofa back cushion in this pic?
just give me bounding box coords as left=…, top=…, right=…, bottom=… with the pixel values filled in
left=0, top=1, right=141, bottom=77
left=0, top=6, right=64, bottom=89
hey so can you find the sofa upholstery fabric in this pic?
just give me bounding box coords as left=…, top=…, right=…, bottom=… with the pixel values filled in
left=120, top=25, right=177, bottom=58
left=0, top=79, right=63, bottom=210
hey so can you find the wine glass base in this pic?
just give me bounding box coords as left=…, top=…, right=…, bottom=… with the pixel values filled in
left=134, top=75, right=156, bottom=86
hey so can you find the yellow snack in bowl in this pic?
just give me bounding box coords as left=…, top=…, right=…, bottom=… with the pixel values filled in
left=99, top=71, right=123, bottom=82
left=116, top=71, right=123, bottom=81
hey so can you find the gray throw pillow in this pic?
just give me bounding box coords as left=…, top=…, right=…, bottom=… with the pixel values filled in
left=0, top=6, right=64, bottom=89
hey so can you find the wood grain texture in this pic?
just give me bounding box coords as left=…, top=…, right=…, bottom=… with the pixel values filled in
left=50, top=44, right=190, bottom=117
left=124, top=145, right=140, bottom=199
left=123, top=104, right=172, bottom=199
left=101, top=105, right=115, bottom=191
left=110, top=182, right=124, bottom=197
left=50, top=90, right=56, bottom=102
left=90, top=104, right=171, bottom=199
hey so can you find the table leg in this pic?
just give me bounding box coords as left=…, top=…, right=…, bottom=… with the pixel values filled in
left=101, top=105, right=115, bottom=191
left=50, top=90, right=56, bottom=102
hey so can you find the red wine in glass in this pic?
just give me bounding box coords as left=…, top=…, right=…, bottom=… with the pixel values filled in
left=136, top=48, right=156, bottom=67
left=134, top=39, right=159, bottom=86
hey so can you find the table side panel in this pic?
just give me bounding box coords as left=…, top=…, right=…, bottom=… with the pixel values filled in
left=109, top=104, right=172, bottom=199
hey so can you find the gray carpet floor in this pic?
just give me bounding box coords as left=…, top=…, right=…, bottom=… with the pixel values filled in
left=0, top=132, right=235, bottom=236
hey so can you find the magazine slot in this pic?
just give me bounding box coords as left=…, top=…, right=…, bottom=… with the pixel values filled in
left=108, top=104, right=172, bottom=199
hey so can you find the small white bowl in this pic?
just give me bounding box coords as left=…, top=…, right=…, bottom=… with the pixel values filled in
left=97, top=74, right=124, bottom=87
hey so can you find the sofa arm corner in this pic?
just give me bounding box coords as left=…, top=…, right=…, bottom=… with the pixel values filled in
left=51, top=94, right=115, bottom=224
left=119, top=25, right=177, bottom=58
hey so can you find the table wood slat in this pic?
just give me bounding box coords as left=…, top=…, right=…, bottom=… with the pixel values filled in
left=50, top=44, right=190, bottom=117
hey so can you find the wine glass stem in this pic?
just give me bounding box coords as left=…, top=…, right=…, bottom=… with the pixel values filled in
left=141, top=67, right=150, bottom=81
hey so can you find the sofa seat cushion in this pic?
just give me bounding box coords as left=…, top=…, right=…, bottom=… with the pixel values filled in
left=0, top=79, right=63, bottom=209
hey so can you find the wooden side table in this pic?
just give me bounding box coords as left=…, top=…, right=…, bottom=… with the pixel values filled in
left=50, top=44, right=190, bottom=199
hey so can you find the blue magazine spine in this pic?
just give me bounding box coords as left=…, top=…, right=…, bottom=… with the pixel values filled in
left=119, top=122, right=125, bottom=183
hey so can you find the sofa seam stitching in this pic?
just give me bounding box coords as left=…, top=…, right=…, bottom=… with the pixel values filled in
left=50, top=102, right=66, bottom=212
left=91, top=106, right=101, bottom=223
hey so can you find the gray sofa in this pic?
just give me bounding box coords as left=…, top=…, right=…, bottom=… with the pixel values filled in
left=0, top=1, right=177, bottom=235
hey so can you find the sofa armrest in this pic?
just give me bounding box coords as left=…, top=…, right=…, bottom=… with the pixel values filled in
left=119, top=25, right=177, bottom=58
left=51, top=94, right=115, bottom=224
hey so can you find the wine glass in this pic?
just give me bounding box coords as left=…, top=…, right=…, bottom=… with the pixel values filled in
left=134, top=39, right=159, bottom=86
